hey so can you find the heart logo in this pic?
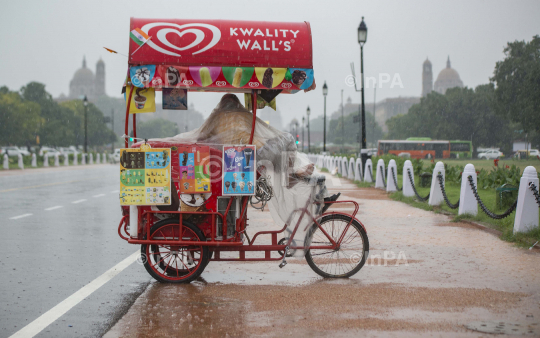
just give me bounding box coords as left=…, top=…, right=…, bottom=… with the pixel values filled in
left=281, top=83, right=292, bottom=88
left=216, top=81, right=226, bottom=86
left=182, top=80, right=193, bottom=85
left=248, top=82, right=259, bottom=87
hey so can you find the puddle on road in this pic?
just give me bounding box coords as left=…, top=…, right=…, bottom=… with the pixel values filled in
left=104, top=279, right=526, bottom=338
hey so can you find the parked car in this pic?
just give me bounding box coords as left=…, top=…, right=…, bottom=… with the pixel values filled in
left=513, top=150, right=539, bottom=159
left=3, top=146, right=22, bottom=156
left=18, top=147, right=31, bottom=156
left=477, top=149, right=503, bottom=159
left=530, top=149, right=539, bottom=157
left=38, top=147, right=61, bottom=156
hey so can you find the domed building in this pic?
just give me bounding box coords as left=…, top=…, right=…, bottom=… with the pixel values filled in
left=433, top=56, right=463, bottom=94
left=68, top=56, right=105, bottom=100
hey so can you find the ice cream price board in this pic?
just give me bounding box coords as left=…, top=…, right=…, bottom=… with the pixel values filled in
left=120, top=147, right=172, bottom=205
left=222, top=145, right=256, bottom=196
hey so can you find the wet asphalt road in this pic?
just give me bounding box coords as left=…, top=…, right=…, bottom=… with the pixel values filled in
left=0, top=165, right=151, bottom=338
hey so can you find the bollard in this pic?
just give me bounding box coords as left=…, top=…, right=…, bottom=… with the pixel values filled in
left=428, top=162, right=445, bottom=206
left=73, top=152, right=78, bottom=165
left=96, top=153, right=101, bottom=164
left=364, top=159, right=373, bottom=183
left=64, top=153, right=69, bottom=166
left=103, top=153, right=107, bottom=165
left=513, top=166, right=539, bottom=233
left=81, top=153, right=86, bottom=165
left=402, top=160, right=415, bottom=197
left=43, top=153, right=49, bottom=167
left=348, top=158, right=355, bottom=180
left=54, top=153, right=59, bottom=167
left=89, top=153, right=94, bottom=165
left=386, top=159, right=398, bottom=192
left=341, top=157, right=348, bottom=177
left=3, top=154, right=8, bottom=170
left=31, top=153, right=37, bottom=168
left=354, top=158, right=363, bottom=182
left=375, top=159, right=385, bottom=189
left=458, top=164, right=478, bottom=216
left=18, top=153, right=24, bottom=170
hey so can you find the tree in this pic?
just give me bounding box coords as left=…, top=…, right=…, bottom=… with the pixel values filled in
left=329, top=111, right=382, bottom=148
left=61, top=100, right=116, bottom=147
left=0, top=87, right=41, bottom=146
left=491, top=35, right=540, bottom=133
left=136, top=118, right=179, bottom=139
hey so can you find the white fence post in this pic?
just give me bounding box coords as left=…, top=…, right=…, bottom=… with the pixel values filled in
left=429, top=162, right=445, bottom=206
left=458, top=164, right=478, bottom=216
left=31, top=153, right=37, bottom=167
left=96, top=153, right=101, bottom=164
left=375, top=159, right=385, bottom=189
left=54, top=153, right=59, bottom=167
left=348, top=158, right=355, bottom=180
left=386, top=159, right=398, bottom=192
left=18, top=153, right=24, bottom=170
left=43, top=153, right=49, bottom=167
left=354, top=158, right=363, bottom=182
left=64, top=153, right=69, bottom=166
left=364, top=159, right=373, bottom=183
left=341, top=157, right=348, bottom=177
left=514, top=166, right=539, bottom=233
left=73, top=152, right=78, bottom=165
left=3, top=154, right=8, bottom=170
left=89, top=153, right=94, bottom=165
left=81, top=153, right=86, bottom=165
left=103, top=153, right=107, bottom=165
left=403, top=160, right=415, bottom=197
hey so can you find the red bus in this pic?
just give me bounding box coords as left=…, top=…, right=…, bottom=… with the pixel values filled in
left=377, top=140, right=451, bottom=159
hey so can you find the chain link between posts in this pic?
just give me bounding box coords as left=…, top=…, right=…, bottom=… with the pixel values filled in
left=437, top=174, right=460, bottom=209
left=467, top=175, right=517, bottom=219
left=391, top=167, right=402, bottom=191
left=407, top=169, right=430, bottom=201
left=529, top=182, right=540, bottom=207
left=379, top=165, right=387, bottom=188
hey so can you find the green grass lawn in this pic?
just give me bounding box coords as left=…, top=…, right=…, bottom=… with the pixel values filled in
left=441, top=158, right=540, bottom=172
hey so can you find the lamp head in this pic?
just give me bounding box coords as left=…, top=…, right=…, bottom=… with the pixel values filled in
left=358, top=16, right=367, bottom=45
left=322, top=82, right=328, bottom=96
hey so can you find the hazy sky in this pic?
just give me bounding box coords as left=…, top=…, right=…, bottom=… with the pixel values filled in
left=2, top=0, right=539, bottom=125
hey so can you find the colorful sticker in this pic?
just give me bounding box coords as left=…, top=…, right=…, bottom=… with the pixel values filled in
left=159, top=65, right=189, bottom=87
left=189, top=66, right=221, bottom=87
left=130, top=65, right=156, bottom=88
left=120, top=147, right=171, bottom=206
left=163, top=88, right=188, bottom=110
left=178, top=146, right=211, bottom=194
left=255, top=68, right=287, bottom=89
left=288, top=68, right=314, bottom=90
left=125, top=85, right=156, bottom=114
left=222, top=67, right=255, bottom=88
left=222, top=145, right=256, bottom=196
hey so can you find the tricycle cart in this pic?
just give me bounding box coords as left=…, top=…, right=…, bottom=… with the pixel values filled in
left=118, top=18, right=369, bottom=283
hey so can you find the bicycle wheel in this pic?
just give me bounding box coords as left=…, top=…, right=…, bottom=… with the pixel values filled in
left=305, top=214, right=369, bottom=278
left=141, top=218, right=208, bottom=283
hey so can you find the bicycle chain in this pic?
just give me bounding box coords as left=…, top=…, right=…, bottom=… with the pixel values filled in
left=467, top=175, right=517, bottom=219
left=437, top=174, right=460, bottom=209
left=529, top=182, right=540, bottom=207
left=407, top=169, right=430, bottom=201
left=391, top=167, right=402, bottom=191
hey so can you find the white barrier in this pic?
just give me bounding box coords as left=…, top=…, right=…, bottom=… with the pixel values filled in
left=54, top=153, right=59, bottom=167
left=81, top=154, right=86, bottom=165
left=403, top=160, right=415, bottom=197
left=18, top=154, right=24, bottom=170
left=341, top=157, right=348, bottom=177
left=348, top=158, right=355, bottom=180
left=386, top=159, right=398, bottom=192
left=31, top=153, right=37, bottom=167
left=458, top=164, right=478, bottom=216
left=64, top=153, right=69, bottom=166
left=96, top=153, right=101, bottom=164
left=103, top=153, right=107, bottom=165
left=43, top=153, right=49, bottom=167
left=3, top=154, right=8, bottom=170
left=354, top=158, right=363, bottom=182
left=364, top=159, right=373, bottom=183
left=89, top=153, right=94, bottom=165
left=428, top=162, right=445, bottom=206
left=375, top=159, right=385, bottom=189
left=514, top=166, right=539, bottom=233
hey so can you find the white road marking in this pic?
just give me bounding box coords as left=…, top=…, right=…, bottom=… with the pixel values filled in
left=72, top=199, right=87, bottom=204
left=9, top=251, right=139, bottom=338
left=110, top=190, right=119, bottom=193
left=10, top=213, right=32, bottom=220
left=93, top=194, right=106, bottom=198
left=45, top=206, right=63, bottom=211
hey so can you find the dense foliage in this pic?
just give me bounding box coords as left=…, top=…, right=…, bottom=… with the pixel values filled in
left=136, top=118, right=180, bottom=139
left=328, top=110, right=383, bottom=147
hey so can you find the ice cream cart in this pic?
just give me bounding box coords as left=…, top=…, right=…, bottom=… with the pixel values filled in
left=117, top=18, right=369, bottom=283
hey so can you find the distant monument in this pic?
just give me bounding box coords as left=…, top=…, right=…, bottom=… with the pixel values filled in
left=433, top=56, right=464, bottom=94
left=65, top=56, right=105, bottom=101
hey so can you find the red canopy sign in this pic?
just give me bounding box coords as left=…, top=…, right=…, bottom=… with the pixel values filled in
left=129, top=18, right=313, bottom=69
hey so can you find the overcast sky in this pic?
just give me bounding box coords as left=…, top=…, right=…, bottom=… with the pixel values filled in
left=2, top=0, right=539, bottom=125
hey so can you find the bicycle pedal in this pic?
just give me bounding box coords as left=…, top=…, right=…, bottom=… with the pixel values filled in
left=279, top=260, right=287, bottom=268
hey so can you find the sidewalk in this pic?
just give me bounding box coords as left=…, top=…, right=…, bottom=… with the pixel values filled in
left=104, top=173, right=540, bottom=337
left=0, top=163, right=111, bottom=177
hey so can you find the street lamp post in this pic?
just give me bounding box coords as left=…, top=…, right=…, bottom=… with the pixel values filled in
left=302, top=116, right=305, bottom=152
left=306, top=106, right=311, bottom=153
left=83, top=95, right=88, bottom=153
left=341, top=89, right=344, bottom=153
left=322, top=82, right=328, bottom=153
left=357, top=16, right=368, bottom=168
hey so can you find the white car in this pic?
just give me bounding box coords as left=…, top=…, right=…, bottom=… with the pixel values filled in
left=3, top=146, right=22, bottom=156
left=530, top=149, right=539, bottom=157
left=18, top=147, right=31, bottom=156
left=477, top=149, right=503, bottom=159
left=39, top=147, right=61, bottom=156
left=112, top=148, right=121, bottom=163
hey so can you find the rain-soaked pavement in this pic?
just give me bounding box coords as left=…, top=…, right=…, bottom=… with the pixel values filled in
left=2, top=165, right=540, bottom=337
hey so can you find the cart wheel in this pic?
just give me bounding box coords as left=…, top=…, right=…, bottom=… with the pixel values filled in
left=305, top=214, right=369, bottom=278
left=141, top=218, right=208, bottom=283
